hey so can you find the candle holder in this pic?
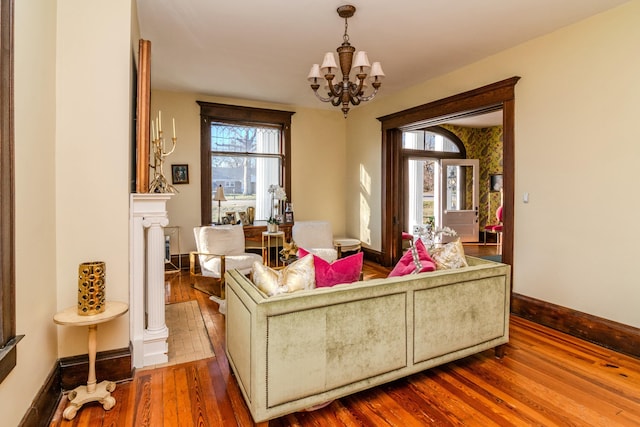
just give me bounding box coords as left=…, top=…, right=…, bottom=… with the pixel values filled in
left=149, top=112, right=178, bottom=193
left=149, top=131, right=177, bottom=193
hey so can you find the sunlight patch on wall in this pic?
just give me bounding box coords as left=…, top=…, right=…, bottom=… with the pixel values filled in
left=359, top=164, right=372, bottom=245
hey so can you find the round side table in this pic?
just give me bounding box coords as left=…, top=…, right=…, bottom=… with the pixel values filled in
left=262, top=231, right=285, bottom=268
left=53, top=300, right=129, bottom=420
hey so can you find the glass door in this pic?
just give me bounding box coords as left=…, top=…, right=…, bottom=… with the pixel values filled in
left=440, top=159, right=479, bottom=242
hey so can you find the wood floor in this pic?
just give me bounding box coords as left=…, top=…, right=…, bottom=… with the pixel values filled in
left=50, top=248, right=640, bottom=426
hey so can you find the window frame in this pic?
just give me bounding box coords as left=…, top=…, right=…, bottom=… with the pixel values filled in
left=0, top=0, right=20, bottom=384
left=197, top=102, right=294, bottom=225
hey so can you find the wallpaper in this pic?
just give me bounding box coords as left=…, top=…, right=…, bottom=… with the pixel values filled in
left=441, top=124, right=503, bottom=229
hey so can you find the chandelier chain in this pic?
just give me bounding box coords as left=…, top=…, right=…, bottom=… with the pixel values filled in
left=343, top=17, right=350, bottom=43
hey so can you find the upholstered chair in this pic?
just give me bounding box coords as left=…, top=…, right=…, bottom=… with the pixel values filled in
left=292, top=221, right=338, bottom=263
left=190, top=225, right=262, bottom=313
left=483, top=206, right=503, bottom=253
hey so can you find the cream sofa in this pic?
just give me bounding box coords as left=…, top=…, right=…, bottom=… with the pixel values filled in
left=225, top=256, right=511, bottom=425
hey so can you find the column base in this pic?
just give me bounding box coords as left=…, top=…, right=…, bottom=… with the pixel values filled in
left=143, top=326, right=169, bottom=365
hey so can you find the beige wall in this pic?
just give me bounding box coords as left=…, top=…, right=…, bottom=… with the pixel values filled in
left=2, top=1, right=638, bottom=424
left=55, top=0, right=132, bottom=356
left=346, top=1, right=640, bottom=328
left=0, top=0, right=133, bottom=424
left=0, top=0, right=59, bottom=424
left=151, top=91, right=347, bottom=253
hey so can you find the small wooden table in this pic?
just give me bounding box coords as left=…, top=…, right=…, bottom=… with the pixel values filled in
left=262, top=231, right=285, bottom=268
left=53, top=301, right=129, bottom=420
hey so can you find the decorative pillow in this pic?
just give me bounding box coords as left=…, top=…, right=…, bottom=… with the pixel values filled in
left=430, top=239, right=468, bottom=270
left=298, top=248, right=363, bottom=288
left=252, top=254, right=315, bottom=296
left=388, top=238, right=436, bottom=277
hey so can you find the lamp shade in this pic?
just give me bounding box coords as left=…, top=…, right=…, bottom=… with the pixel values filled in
left=352, top=51, right=371, bottom=70
left=307, top=64, right=322, bottom=82
left=370, top=62, right=385, bottom=79
left=213, top=185, right=227, bottom=202
left=320, top=52, right=338, bottom=73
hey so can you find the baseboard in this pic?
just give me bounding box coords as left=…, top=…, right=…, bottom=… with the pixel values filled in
left=361, top=246, right=383, bottom=265
left=18, top=364, right=60, bottom=427
left=511, top=293, right=640, bottom=359
left=58, top=346, right=133, bottom=391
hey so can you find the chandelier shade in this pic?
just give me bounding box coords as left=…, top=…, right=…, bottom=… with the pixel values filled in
left=307, top=5, right=385, bottom=118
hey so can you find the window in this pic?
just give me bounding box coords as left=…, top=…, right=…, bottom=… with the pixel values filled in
left=402, top=127, right=466, bottom=233
left=197, top=102, right=294, bottom=225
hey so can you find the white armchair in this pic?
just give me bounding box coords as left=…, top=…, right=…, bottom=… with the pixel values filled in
left=190, top=225, right=262, bottom=312
left=292, top=221, right=338, bottom=263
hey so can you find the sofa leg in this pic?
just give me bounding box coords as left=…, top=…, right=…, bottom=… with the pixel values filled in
left=494, top=344, right=506, bottom=359
left=254, top=422, right=269, bottom=427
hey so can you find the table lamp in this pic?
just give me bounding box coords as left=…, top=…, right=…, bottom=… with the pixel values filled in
left=213, top=185, right=227, bottom=224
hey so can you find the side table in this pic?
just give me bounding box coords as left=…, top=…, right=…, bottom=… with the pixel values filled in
left=53, top=300, right=129, bottom=420
left=333, top=237, right=362, bottom=258
left=262, top=231, right=285, bottom=268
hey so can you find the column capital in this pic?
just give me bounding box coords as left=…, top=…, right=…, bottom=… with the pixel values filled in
left=142, top=215, right=169, bottom=229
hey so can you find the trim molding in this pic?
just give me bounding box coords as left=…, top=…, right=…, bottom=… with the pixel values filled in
left=58, top=346, right=133, bottom=391
left=512, top=293, right=640, bottom=359
left=18, top=364, right=60, bottom=427
left=361, top=247, right=383, bottom=265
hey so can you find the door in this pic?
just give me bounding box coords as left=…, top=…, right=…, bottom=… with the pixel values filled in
left=440, top=159, right=479, bottom=242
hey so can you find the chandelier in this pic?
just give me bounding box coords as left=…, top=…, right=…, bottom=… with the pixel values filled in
left=307, top=5, right=385, bottom=118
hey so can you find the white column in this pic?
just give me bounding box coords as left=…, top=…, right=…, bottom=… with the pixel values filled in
left=129, top=194, right=172, bottom=368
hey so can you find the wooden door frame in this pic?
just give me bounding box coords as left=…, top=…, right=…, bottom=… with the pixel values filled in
left=378, top=77, right=520, bottom=271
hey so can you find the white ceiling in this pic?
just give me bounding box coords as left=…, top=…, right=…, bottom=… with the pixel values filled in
left=137, top=0, right=628, bottom=115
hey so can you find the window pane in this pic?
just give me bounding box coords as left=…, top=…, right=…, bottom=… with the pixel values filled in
left=211, top=155, right=281, bottom=223
left=402, top=130, right=460, bottom=153
left=211, top=122, right=280, bottom=154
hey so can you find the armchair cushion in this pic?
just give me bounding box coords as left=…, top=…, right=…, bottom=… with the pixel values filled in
left=292, top=221, right=338, bottom=262
left=201, top=254, right=262, bottom=278
left=198, top=225, right=244, bottom=256
left=193, top=225, right=262, bottom=278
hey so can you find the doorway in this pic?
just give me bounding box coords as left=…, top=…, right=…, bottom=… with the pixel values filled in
left=378, top=77, right=519, bottom=270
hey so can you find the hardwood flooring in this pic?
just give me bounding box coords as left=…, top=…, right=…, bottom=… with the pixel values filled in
left=49, top=251, right=640, bottom=426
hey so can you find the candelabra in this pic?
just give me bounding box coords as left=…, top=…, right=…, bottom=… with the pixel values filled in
left=149, top=111, right=178, bottom=193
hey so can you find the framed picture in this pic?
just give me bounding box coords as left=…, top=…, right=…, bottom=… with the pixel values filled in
left=171, top=164, right=189, bottom=184
left=284, top=211, right=294, bottom=224
left=490, top=174, right=503, bottom=192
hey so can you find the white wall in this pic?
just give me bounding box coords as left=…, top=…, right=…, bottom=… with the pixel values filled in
left=347, top=1, right=640, bottom=327
left=151, top=90, right=347, bottom=253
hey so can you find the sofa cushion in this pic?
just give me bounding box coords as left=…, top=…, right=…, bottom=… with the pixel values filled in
left=252, top=254, right=315, bottom=296
left=388, top=238, right=436, bottom=277
left=298, top=248, right=363, bottom=288
left=430, top=239, right=468, bottom=270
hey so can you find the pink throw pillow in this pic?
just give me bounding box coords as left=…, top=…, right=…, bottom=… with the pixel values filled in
left=298, top=248, right=363, bottom=288
left=388, top=239, right=436, bottom=277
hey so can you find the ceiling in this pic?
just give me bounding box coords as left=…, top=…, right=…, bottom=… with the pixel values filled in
left=137, top=0, right=628, bottom=116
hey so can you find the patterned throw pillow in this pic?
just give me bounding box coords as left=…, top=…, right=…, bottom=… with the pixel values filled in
left=298, top=248, right=363, bottom=288
left=252, top=254, right=315, bottom=296
left=430, top=239, right=468, bottom=270
left=388, top=239, right=436, bottom=277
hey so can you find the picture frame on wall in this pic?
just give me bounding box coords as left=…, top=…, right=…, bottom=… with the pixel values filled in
left=490, top=174, right=503, bottom=192
left=171, top=164, right=189, bottom=184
